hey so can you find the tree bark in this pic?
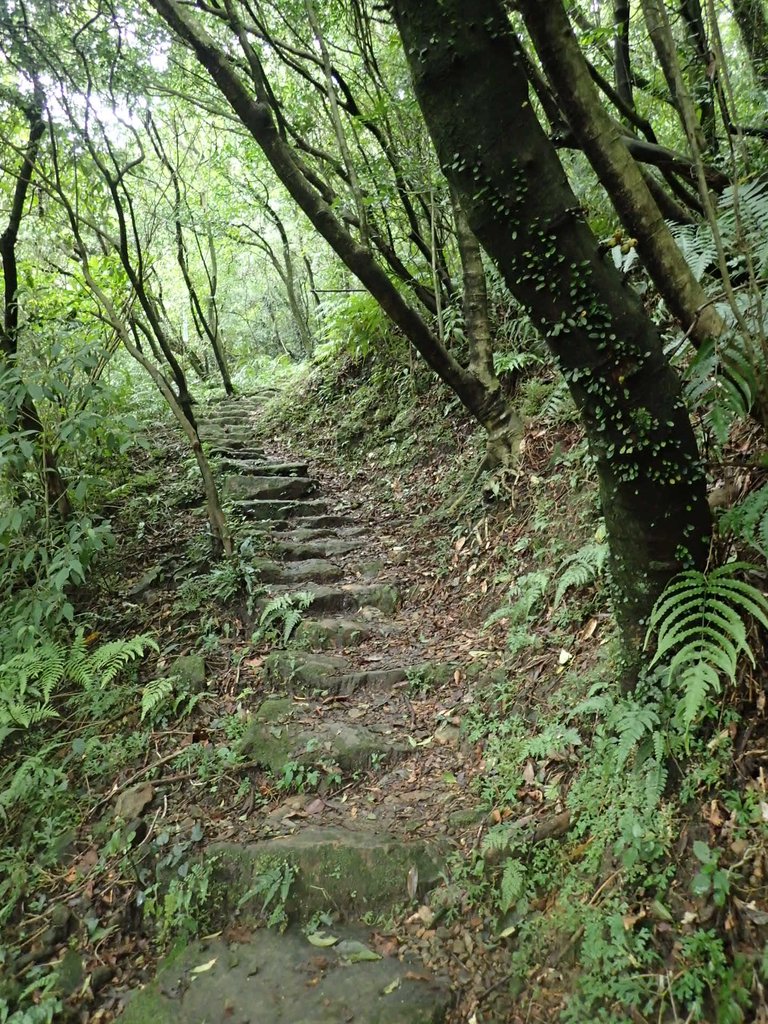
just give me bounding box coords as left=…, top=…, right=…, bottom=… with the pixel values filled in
left=0, top=82, right=70, bottom=519
left=390, top=0, right=711, bottom=676
left=613, top=0, right=634, bottom=110
left=519, top=0, right=725, bottom=347
left=731, top=0, right=768, bottom=91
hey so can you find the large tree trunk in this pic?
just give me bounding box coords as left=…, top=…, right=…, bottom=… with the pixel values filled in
left=147, top=0, right=522, bottom=466
left=732, top=0, right=768, bottom=91
left=390, top=0, right=712, bottom=676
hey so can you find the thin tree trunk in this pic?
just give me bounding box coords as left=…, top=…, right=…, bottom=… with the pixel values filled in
left=391, top=0, right=711, bottom=677
left=520, top=0, right=725, bottom=346
left=0, top=81, right=70, bottom=519
left=613, top=0, right=634, bottom=109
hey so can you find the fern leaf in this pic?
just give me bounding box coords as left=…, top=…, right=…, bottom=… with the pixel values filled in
left=141, top=676, right=176, bottom=722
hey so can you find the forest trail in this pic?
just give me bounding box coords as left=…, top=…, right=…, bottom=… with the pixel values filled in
left=120, top=395, right=510, bottom=1023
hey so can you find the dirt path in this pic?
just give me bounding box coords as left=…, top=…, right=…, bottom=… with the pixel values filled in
left=118, top=395, right=517, bottom=1022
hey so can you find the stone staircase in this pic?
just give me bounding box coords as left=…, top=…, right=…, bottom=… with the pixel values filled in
left=121, top=395, right=462, bottom=1023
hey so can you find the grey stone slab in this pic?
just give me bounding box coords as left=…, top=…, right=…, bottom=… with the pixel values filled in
left=119, top=928, right=450, bottom=1024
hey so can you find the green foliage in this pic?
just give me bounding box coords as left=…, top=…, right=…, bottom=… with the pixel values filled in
left=645, top=562, right=768, bottom=732
left=252, top=590, right=312, bottom=646
left=554, top=530, right=608, bottom=606
left=0, top=629, right=157, bottom=750
left=484, top=570, right=549, bottom=656
left=720, top=482, right=768, bottom=560
left=236, top=856, right=296, bottom=931
left=314, top=291, right=390, bottom=363
left=141, top=861, right=214, bottom=945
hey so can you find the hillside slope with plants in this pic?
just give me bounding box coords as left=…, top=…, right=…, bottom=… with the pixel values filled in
left=2, top=0, right=768, bottom=1021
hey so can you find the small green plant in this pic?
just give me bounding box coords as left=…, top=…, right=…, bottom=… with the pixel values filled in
left=236, top=856, right=296, bottom=931
left=691, top=841, right=731, bottom=907
left=252, top=590, right=312, bottom=646
left=484, top=570, right=549, bottom=656
left=0, top=629, right=157, bottom=748
left=554, top=528, right=608, bottom=606
left=141, top=860, right=214, bottom=944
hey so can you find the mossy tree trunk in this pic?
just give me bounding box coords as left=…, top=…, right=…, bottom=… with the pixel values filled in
left=391, top=0, right=712, bottom=677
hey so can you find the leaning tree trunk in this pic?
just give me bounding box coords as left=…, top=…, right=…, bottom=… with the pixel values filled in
left=147, top=0, right=523, bottom=468
left=391, top=0, right=712, bottom=678
left=1, top=82, right=71, bottom=519
left=451, top=190, right=524, bottom=466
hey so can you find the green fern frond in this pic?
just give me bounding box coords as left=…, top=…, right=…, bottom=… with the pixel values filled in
left=608, top=701, right=660, bottom=767
left=720, top=483, right=768, bottom=560
left=555, top=540, right=608, bottom=606
left=498, top=858, right=526, bottom=913
left=86, top=633, right=158, bottom=689
left=645, top=562, right=768, bottom=732
left=141, top=676, right=176, bottom=722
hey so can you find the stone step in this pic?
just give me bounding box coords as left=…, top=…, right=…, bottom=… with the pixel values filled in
left=222, top=475, right=318, bottom=502
left=231, top=498, right=330, bottom=521
left=262, top=650, right=411, bottom=696
left=213, top=828, right=445, bottom=920
left=268, top=514, right=358, bottom=532
left=263, top=581, right=400, bottom=616
left=206, top=440, right=267, bottom=459
left=199, top=412, right=255, bottom=427
left=119, top=929, right=450, bottom=1024
left=293, top=615, right=384, bottom=650
left=272, top=537, right=362, bottom=560
left=239, top=695, right=407, bottom=774
left=219, top=458, right=310, bottom=478
left=253, top=557, right=344, bottom=586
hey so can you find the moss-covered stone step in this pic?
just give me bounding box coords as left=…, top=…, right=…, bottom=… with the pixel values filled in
left=119, top=928, right=450, bottom=1024
left=212, top=827, right=445, bottom=920
left=272, top=537, right=362, bottom=560
left=239, top=696, right=407, bottom=774
left=263, top=582, right=400, bottom=617
left=253, top=558, right=344, bottom=586
left=293, top=615, right=382, bottom=650
left=271, top=522, right=367, bottom=542
left=261, top=650, right=408, bottom=696
left=219, top=458, right=310, bottom=478
left=198, top=411, right=254, bottom=427
left=231, top=498, right=330, bottom=521
left=269, top=514, right=359, bottom=533
left=222, top=475, right=318, bottom=502
left=206, top=441, right=267, bottom=459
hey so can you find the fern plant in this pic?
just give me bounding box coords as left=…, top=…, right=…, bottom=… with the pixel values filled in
left=0, top=629, right=157, bottom=747
left=252, top=590, right=313, bottom=646
left=554, top=532, right=608, bottom=606
left=720, top=482, right=768, bottom=560
left=645, top=562, right=768, bottom=733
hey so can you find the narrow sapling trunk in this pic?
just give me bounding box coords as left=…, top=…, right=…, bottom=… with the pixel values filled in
left=391, top=0, right=712, bottom=678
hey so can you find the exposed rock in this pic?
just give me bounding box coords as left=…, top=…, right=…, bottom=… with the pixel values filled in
left=222, top=475, right=317, bottom=502
left=168, top=654, right=206, bottom=693
left=212, top=828, right=446, bottom=919
left=119, top=929, right=450, bottom=1024
left=232, top=498, right=329, bottom=521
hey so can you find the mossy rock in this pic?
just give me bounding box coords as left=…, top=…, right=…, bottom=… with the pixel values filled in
left=212, top=827, right=446, bottom=921
left=119, top=929, right=450, bottom=1024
